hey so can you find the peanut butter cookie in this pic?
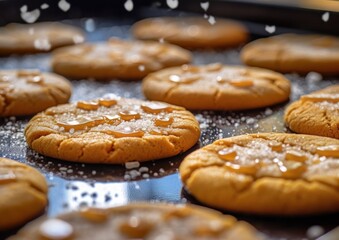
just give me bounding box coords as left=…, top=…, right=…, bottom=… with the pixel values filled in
left=142, top=63, right=291, bottom=110
left=8, top=203, right=263, bottom=240
left=51, top=38, right=192, bottom=80
left=132, top=17, right=248, bottom=49
left=0, top=22, right=84, bottom=55
left=0, top=69, right=72, bottom=117
left=284, top=85, right=339, bottom=139
left=25, top=95, right=200, bottom=163
left=180, top=133, right=339, bottom=215
left=0, top=157, right=48, bottom=230
left=241, top=34, right=339, bottom=75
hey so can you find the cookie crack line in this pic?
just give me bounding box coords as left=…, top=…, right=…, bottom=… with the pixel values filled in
left=323, top=109, right=335, bottom=138
left=46, top=87, right=58, bottom=106
left=275, top=46, right=284, bottom=72
left=0, top=92, right=12, bottom=116
left=163, top=83, right=179, bottom=103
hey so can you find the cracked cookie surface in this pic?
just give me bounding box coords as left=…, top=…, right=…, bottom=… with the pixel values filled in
left=241, top=34, right=339, bottom=74
left=0, top=22, right=84, bottom=55
left=25, top=95, right=200, bottom=164
left=284, top=85, right=339, bottom=139
left=0, top=157, right=48, bottom=230
left=142, top=63, right=290, bottom=110
left=8, top=203, right=263, bottom=240
left=179, top=133, right=339, bottom=215
left=0, top=69, right=72, bottom=117
left=51, top=38, right=192, bottom=80
left=132, top=17, right=248, bottom=49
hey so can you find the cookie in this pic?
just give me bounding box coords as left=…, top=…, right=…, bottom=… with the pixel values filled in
left=25, top=95, right=200, bottom=164
left=0, top=22, right=85, bottom=55
left=241, top=34, right=339, bottom=75
left=51, top=38, right=192, bottom=80
left=142, top=63, right=291, bottom=110
left=0, top=157, right=48, bottom=230
left=0, top=69, right=72, bottom=117
left=284, top=85, right=339, bottom=139
left=132, top=17, right=248, bottom=49
left=180, top=133, right=339, bottom=215
left=8, top=203, right=263, bottom=240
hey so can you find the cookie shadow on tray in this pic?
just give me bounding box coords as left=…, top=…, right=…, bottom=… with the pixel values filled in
left=25, top=143, right=200, bottom=182
left=181, top=188, right=339, bottom=240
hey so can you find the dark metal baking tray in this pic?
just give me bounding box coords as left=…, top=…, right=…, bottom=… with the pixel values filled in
left=0, top=14, right=338, bottom=240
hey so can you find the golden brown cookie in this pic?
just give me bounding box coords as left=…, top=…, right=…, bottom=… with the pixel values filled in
left=180, top=133, right=339, bottom=215
left=51, top=38, right=192, bottom=80
left=0, top=69, right=72, bottom=117
left=132, top=17, right=248, bottom=49
left=0, top=22, right=85, bottom=55
left=0, top=157, right=48, bottom=230
left=142, top=63, right=291, bottom=110
left=241, top=34, right=339, bottom=75
left=284, top=85, right=339, bottom=139
left=8, top=203, right=263, bottom=240
left=25, top=95, right=200, bottom=164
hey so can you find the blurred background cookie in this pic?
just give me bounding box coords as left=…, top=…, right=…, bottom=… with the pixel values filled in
left=0, top=69, right=72, bottom=117
left=142, top=63, right=290, bottom=110
left=0, top=22, right=85, bottom=56
left=51, top=38, right=192, bottom=80
left=132, top=17, right=248, bottom=49
left=241, top=34, right=339, bottom=75
left=180, top=133, right=339, bottom=215
left=25, top=95, right=200, bottom=164
left=8, top=203, right=263, bottom=240
left=0, top=157, right=48, bottom=230
left=285, top=84, right=339, bottom=139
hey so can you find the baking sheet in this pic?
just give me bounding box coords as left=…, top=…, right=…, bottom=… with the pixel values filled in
left=0, top=17, right=338, bottom=240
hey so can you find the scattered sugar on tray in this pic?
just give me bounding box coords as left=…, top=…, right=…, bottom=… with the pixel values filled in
left=124, top=0, right=134, bottom=12
left=125, top=161, right=140, bottom=169
left=200, top=1, right=209, bottom=11
left=58, top=0, right=71, bottom=12
left=40, top=3, right=49, bottom=9
left=166, top=0, right=178, bottom=9
left=264, top=108, right=273, bottom=116
left=306, top=225, right=325, bottom=239
left=20, top=6, right=40, bottom=23
left=85, top=18, right=95, bottom=32
left=139, top=167, right=149, bottom=173
left=306, top=72, right=322, bottom=84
